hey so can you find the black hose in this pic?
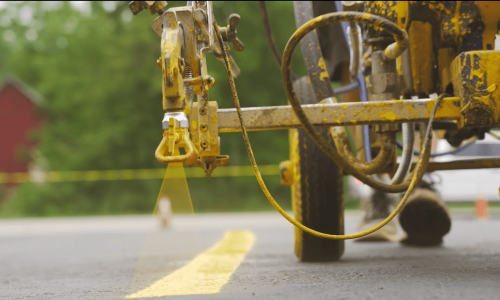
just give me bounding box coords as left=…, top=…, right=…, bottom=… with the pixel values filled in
left=258, top=1, right=298, bottom=81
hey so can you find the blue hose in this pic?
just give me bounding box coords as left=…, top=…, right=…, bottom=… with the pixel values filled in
left=334, top=1, right=372, bottom=162
left=357, top=73, right=373, bottom=162
left=333, top=81, right=359, bottom=95
left=395, top=140, right=476, bottom=157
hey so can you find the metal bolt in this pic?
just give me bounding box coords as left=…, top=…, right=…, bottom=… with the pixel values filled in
left=199, top=107, right=207, bottom=115
left=200, top=123, right=208, bottom=131
left=163, top=112, right=188, bottom=129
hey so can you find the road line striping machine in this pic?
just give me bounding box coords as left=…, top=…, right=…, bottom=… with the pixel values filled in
left=129, top=1, right=500, bottom=261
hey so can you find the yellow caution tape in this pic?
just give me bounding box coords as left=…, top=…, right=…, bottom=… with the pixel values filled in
left=0, top=165, right=280, bottom=184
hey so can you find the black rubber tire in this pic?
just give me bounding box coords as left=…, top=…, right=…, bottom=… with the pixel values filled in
left=290, top=76, right=345, bottom=262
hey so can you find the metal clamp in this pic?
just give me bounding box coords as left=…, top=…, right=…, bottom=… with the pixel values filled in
left=219, top=14, right=244, bottom=52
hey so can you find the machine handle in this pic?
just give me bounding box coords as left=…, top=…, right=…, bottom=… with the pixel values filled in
left=155, top=131, right=198, bottom=164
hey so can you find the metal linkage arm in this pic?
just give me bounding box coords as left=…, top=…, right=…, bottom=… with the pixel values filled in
left=217, top=97, right=461, bottom=133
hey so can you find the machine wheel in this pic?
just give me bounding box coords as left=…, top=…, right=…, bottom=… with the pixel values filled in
left=290, top=76, right=345, bottom=262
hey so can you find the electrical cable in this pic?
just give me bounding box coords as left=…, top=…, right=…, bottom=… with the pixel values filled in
left=213, top=17, right=443, bottom=240
left=258, top=1, right=298, bottom=81
left=282, top=12, right=432, bottom=193
left=395, top=138, right=476, bottom=157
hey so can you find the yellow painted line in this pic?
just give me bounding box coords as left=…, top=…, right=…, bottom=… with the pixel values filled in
left=126, top=230, right=256, bottom=298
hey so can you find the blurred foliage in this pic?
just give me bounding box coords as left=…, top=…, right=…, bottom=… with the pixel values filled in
left=0, top=1, right=314, bottom=217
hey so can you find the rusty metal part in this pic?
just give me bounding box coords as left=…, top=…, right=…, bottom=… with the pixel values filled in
left=219, top=14, right=244, bottom=52
left=450, top=50, right=500, bottom=129
left=129, top=1, right=167, bottom=16
left=217, top=97, right=461, bottom=133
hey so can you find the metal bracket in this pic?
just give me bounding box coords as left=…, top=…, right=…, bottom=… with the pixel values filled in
left=160, top=11, right=186, bottom=111
left=190, top=100, right=229, bottom=177
left=191, top=100, right=220, bottom=155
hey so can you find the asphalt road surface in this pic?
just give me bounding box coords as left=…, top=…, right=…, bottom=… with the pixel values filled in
left=1, top=211, right=499, bottom=300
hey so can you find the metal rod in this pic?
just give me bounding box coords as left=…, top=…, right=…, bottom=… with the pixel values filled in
left=343, top=158, right=500, bottom=175
left=217, top=97, right=461, bottom=133
left=416, top=159, right=500, bottom=172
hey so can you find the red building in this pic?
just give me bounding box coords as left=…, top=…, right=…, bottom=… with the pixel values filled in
left=0, top=76, right=43, bottom=184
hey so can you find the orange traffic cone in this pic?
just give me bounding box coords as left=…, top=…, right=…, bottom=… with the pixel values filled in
left=475, top=196, right=490, bottom=219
